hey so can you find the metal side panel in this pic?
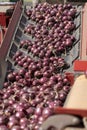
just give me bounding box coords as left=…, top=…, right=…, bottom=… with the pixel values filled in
left=0, top=1, right=23, bottom=87
left=0, top=60, right=8, bottom=88
left=0, top=1, right=23, bottom=60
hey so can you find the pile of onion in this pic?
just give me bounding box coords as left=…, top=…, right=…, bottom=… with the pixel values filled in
left=24, top=2, right=76, bottom=58
left=0, top=2, right=77, bottom=130
left=0, top=50, right=71, bottom=130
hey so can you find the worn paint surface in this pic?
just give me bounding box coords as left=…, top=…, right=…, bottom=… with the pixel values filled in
left=81, top=3, right=87, bottom=60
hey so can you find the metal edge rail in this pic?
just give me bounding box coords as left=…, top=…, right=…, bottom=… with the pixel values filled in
left=0, top=0, right=23, bottom=87
left=74, top=3, right=87, bottom=71
left=54, top=107, right=87, bottom=117
left=0, top=0, right=23, bottom=60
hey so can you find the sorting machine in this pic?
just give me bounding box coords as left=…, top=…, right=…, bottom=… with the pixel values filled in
left=0, top=0, right=87, bottom=129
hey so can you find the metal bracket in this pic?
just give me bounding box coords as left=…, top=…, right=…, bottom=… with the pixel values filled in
left=40, top=114, right=81, bottom=130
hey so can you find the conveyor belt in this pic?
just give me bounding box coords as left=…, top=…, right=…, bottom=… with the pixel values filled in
left=0, top=1, right=83, bottom=87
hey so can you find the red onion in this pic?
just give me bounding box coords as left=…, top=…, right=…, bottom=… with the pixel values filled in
left=0, top=125, right=9, bottom=130
left=42, top=108, right=53, bottom=119
left=35, top=107, right=43, bottom=116
left=11, top=125, right=21, bottom=130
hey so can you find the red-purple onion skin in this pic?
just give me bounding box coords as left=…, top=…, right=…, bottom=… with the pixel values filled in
left=0, top=3, right=75, bottom=130
left=10, top=125, right=21, bottom=130
left=0, top=125, right=9, bottom=130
